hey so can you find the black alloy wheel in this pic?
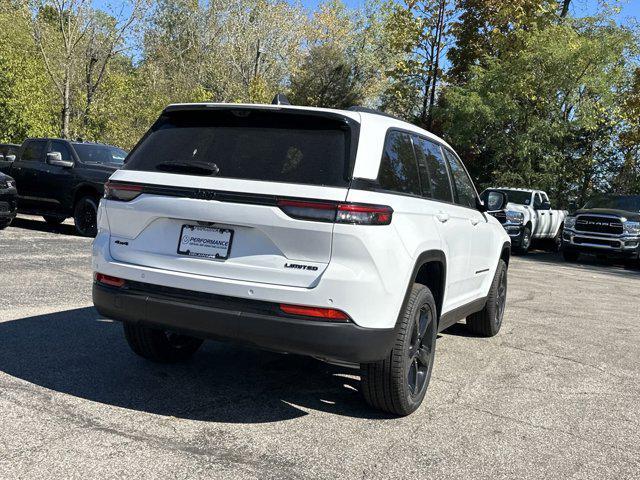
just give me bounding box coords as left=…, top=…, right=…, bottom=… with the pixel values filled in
left=74, top=196, right=98, bottom=237
left=361, top=284, right=438, bottom=416
left=407, top=304, right=436, bottom=399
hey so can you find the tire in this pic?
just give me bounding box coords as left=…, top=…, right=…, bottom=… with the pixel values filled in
left=562, top=250, right=580, bottom=262
left=513, top=226, right=531, bottom=255
left=43, top=215, right=65, bottom=226
left=467, top=259, right=507, bottom=337
left=123, top=321, right=204, bottom=363
left=73, top=196, right=98, bottom=237
left=0, top=220, right=10, bottom=230
left=360, top=284, right=437, bottom=416
left=553, top=225, right=564, bottom=252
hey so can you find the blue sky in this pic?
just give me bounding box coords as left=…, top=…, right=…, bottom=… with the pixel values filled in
left=297, top=0, right=639, bottom=23
left=94, top=0, right=639, bottom=23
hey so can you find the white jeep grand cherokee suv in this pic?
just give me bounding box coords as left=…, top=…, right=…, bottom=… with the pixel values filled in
left=92, top=103, right=511, bottom=415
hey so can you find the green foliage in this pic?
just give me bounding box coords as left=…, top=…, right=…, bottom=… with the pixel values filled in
left=0, top=2, right=57, bottom=142
left=438, top=19, right=637, bottom=204
left=0, top=0, right=637, bottom=200
left=289, top=0, right=392, bottom=108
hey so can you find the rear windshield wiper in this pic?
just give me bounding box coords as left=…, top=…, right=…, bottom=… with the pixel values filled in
left=155, top=161, right=220, bottom=176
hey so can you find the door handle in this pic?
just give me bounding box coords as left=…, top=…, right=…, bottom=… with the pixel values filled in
left=470, top=218, right=479, bottom=226
left=436, top=212, right=450, bottom=223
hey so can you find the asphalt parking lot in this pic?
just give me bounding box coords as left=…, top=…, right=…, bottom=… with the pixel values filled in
left=1, top=216, right=639, bottom=480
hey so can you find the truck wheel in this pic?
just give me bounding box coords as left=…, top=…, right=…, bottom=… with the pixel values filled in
left=513, top=227, right=531, bottom=255
left=551, top=227, right=563, bottom=252
left=123, top=321, right=204, bottom=363
left=360, top=284, right=437, bottom=416
left=563, top=251, right=580, bottom=262
left=0, top=220, right=10, bottom=230
left=43, top=215, right=65, bottom=226
left=467, top=259, right=507, bottom=337
left=74, top=196, right=98, bottom=237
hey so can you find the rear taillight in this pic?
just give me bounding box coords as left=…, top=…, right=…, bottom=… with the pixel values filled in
left=104, top=181, right=143, bottom=201
left=280, top=304, right=350, bottom=321
left=95, top=273, right=126, bottom=288
left=336, top=203, right=393, bottom=225
left=277, top=199, right=392, bottom=225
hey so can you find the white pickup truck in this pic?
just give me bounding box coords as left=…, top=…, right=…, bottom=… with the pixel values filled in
left=481, top=188, right=567, bottom=254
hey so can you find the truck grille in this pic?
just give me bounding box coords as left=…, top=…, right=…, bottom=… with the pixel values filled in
left=490, top=211, right=507, bottom=224
left=575, top=215, right=623, bottom=235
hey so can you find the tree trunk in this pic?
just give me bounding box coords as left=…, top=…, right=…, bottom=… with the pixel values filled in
left=560, top=0, right=571, bottom=18
left=62, top=73, right=71, bottom=139
left=426, top=0, right=446, bottom=130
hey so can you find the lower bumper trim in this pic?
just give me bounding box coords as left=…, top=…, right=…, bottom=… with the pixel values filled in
left=93, top=283, right=397, bottom=364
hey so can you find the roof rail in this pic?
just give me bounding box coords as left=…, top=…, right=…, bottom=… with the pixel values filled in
left=347, top=106, right=404, bottom=122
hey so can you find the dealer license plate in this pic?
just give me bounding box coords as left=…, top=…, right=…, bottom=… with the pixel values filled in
left=177, top=225, right=233, bottom=260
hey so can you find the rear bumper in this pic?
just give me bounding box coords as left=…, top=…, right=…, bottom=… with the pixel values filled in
left=93, top=282, right=397, bottom=364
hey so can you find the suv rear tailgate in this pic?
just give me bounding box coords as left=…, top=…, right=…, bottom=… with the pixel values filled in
left=105, top=172, right=349, bottom=288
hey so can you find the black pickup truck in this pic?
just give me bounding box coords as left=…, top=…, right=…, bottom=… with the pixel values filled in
left=3, top=138, right=127, bottom=236
left=561, top=194, right=640, bottom=265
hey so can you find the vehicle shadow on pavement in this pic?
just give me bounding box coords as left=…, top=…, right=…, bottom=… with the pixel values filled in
left=518, top=250, right=640, bottom=278
left=0, top=307, right=395, bottom=422
left=9, top=217, right=78, bottom=236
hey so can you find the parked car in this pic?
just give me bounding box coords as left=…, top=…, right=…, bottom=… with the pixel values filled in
left=0, top=143, right=20, bottom=174
left=92, top=101, right=511, bottom=416
left=6, top=138, right=127, bottom=236
left=562, top=194, right=640, bottom=264
left=480, top=187, right=567, bottom=254
left=0, top=172, right=17, bottom=229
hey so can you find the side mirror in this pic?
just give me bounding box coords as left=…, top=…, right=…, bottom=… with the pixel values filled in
left=479, top=191, right=507, bottom=212
left=46, top=152, right=73, bottom=168
left=5, top=154, right=16, bottom=162
left=568, top=200, right=578, bottom=214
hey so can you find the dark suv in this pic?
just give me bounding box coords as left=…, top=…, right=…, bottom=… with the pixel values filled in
left=6, top=138, right=127, bottom=236
left=0, top=143, right=20, bottom=174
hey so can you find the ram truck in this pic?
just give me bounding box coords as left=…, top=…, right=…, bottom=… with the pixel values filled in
left=6, top=138, right=127, bottom=236
left=481, top=188, right=567, bottom=254
left=562, top=194, right=640, bottom=265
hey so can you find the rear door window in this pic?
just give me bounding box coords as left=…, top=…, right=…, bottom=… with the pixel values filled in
left=21, top=140, right=47, bottom=162
left=413, top=137, right=453, bottom=202
left=124, top=109, right=355, bottom=187
left=377, top=131, right=421, bottom=195
left=443, top=148, right=477, bottom=209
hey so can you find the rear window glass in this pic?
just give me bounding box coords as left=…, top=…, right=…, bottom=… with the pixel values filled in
left=74, top=144, right=127, bottom=166
left=124, top=109, right=355, bottom=187
left=21, top=140, right=47, bottom=162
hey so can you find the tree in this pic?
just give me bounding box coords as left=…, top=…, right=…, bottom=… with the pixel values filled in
left=289, top=0, right=391, bottom=108
left=0, top=1, right=57, bottom=142
left=24, top=0, right=148, bottom=138
left=437, top=19, right=636, bottom=204
left=447, top=0, right=560, bottom=84
left=380, top=0, right=452, bottom=127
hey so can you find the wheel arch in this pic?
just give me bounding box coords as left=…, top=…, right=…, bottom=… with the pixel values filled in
left=500, top=241, right=511, bottom=267
left=397, top=250, right=447, bottom=327
left=73, top=183, right=100, bottom=207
